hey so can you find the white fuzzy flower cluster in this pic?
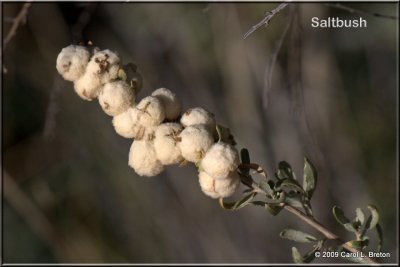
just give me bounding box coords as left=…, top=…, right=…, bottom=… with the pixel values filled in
left=56, top=44, right=135, bottom=111
left=56, top=44, right=241, bottom=199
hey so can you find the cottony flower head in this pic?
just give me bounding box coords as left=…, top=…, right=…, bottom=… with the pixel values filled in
left=133, top=96, right=166, bottom=127
left=128, top=139, right=164, bottom=177
left=99, top=80, right=135, bottom=116
left=74, top=49, right=121, bottom=101
left=198, top=171, right=240, bottom=199
left=178, top=125, right=214, bottom=163
left=201, top=142, right=240, bottom=179
left=154, top=123, right=183, bottom=165
left=180, top=107, right=216, bottom=132
left=151, top=88, right=181, bottom=120
left=113, top=108, right=155, bottom=140
left=56, top=45, right=90, bottom=81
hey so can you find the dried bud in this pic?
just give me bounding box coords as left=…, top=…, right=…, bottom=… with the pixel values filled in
left=86, top=49, right=120, bottom=84
left=123, top=63, right=143, bottom=93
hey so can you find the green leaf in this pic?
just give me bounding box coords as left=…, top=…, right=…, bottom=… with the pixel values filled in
left=195, top=161, right=204, bottom=171
left=129, top=72, right=143, bottom=93
left=216, top=124, right=235, bottom=144
left=250, top=201, right=266, bottom=207
left=277, top=161, right=296, bottom=180
left=303, top=157, right=317, bottom=198
left=240, top=148, right=250, bottom=164
left=333, top=206, right=350, bottom=225
left=343, top=223, right=357, bottom=233
left=275, top=178, right=304, bottom=192
left=259, top=181, right=274, bottom=195
left=250, top=201, right=284, bottom=215
left=376, top=223, right=383, bottom=252
left=352, top=220, right=362, bottom=231
left=303, top=240, right=324, bottom=263
left=117, top=68, right=127, bottom=81
left=123, top=63, right=142, bottom=93
left=267, top=180, right=275, bottom=190
left=303, top=202, right=313, bottom=217
left=285, top=194, right=304, bottom=209
left=239, top=163, right=267, bottom=178
left=265, top=204, right=283, bottom=216
left=345, top=239, right=369, bottom=250
left=367, top=205, right=379, bottom=230
left=280, top=229, right=317, bottom=243
left=355, top=208, right=365, bottom=225
left=240, top=149, right=250, bottom=175
left=291, top=247, right=303, bottom=263
left=272, top=191, right=286, bottom=202
left=219, top=192, right=257, bottom=210
left=360, top=215, right=371, bottom=238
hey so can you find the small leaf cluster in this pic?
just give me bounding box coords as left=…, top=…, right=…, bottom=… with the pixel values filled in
left=333, top=205, right=382, bottom=254
left=220, top=148, right=317, bottom=217
left=219, top=148, right=383, bottom=264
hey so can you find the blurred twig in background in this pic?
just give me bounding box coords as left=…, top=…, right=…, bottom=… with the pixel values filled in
left=3, top=2, right=32, bottom=48
left=2, top=1, right=32, bottom=74
left=245, top=2, right=398, bottom=41
left=3, top=171, right=67, bottom=261
left=263, top=10, right=292, bottom=109
left=326, top=3, right=399, bottom=20
left=244, top=1, right=291, bottom=39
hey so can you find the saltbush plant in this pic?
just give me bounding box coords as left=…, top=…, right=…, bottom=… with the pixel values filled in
left=56, top=44, right=383, bottom=264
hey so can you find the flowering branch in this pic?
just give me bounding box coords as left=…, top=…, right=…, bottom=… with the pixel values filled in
left=55, top=41, right=384, bottom=263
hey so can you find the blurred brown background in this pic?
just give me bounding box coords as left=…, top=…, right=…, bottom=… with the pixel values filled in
left=2, top=2, right=398, bottom=264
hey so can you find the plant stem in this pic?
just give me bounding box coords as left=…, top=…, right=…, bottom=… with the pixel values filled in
left=283, top=204, right=379, bottom=265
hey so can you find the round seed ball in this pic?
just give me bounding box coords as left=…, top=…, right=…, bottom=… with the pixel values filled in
left=198, top=171, right=240, bottom=199
left=201, top=142, right=240, bottom=180
left=73, top=73, right=102, bottom=101
left=180, top=107, right=216, bottom=132
left=112, top=108, right=155, bottom=140
left=128, top=139, right=164, bottom=177
left=56, top=45, right=90, bottom=81
left=178, top=125, right=214, bottom=163
left=151, top=88, right=181, bottom=120
left=99, top=80, right=135, bottom=116
left=112, top=108, right=139, bottom=138
left=134, top=96, right=165, bottom=127
left=86, top=49, right=121, bottom=85
left=154, top=123, right=183, bottom=165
